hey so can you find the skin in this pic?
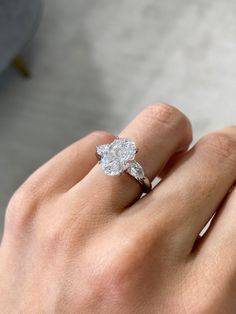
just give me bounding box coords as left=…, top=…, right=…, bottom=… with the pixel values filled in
left=0, top=103, right=236, bottom=313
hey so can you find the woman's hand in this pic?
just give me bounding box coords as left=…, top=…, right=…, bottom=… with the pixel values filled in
left=0, top=104, right=236, bottom=313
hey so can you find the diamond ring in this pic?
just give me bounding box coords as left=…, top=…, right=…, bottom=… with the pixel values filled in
left=96, top=138, right=152, bottom=193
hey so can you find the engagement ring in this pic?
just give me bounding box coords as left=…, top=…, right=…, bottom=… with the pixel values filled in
left=96, top=138, right=151, bottom=193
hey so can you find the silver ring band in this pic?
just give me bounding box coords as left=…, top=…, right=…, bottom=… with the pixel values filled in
left=96, top=137, right=152, bottom=193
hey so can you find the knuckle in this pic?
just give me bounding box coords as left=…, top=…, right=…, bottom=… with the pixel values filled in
left=5, top=185, right=38, bottom=233
left=90, top=259, right=134, bottom=300
left=199, top=131, right=236, bottom=162
left=87, top=242, right=142, bottom=297
left=41, top=224, right=65, bottom=253
left=145, top=103, right=191, bottom=133
left=103, top=235, right=154, bottom=287
left=85, top=223, right=174, bottom=302
left=146, top=103, right=178, bottom=123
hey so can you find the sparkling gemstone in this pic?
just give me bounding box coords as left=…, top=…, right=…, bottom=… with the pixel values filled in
left=127, top=161, right=145, bottom=181
left=97, top=138, right=137, bottom=176
left=109, top=138, right=136, bottom=163
left=100, top=157, right=123, bottom=176
left=96, top=144, right=110, bottom=157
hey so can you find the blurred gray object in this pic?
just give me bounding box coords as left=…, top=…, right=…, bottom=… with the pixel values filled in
left=0, top=0, right=42, bottom=72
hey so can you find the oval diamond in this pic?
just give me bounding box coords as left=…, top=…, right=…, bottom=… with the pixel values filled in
left=101, top=157, right=123, bottom=176
left=110, top=138, right=136, bottom=163
left=97, top=138, right=138, bottom=176
left=96, top=144, right=110, bottom=157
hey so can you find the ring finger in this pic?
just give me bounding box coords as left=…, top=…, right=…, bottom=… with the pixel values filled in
left=68, top=104, right=192, bottom=211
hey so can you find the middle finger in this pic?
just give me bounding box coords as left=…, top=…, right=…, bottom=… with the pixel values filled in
left=133, top=126, right=236, bottom=254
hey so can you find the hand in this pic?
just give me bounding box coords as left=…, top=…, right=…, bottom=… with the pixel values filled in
left=0, top=104, right=236, bottom=313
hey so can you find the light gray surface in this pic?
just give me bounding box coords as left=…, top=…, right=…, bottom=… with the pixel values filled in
left=1, top=0, right=236, bottom=234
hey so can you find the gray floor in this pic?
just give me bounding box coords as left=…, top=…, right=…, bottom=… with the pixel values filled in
left=1, top=0, right=236, bottom=234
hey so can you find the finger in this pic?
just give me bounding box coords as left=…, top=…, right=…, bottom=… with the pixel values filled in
left=191, top=188, right=236, bottom=297
left=17, top=131, right=115, bottom=197
left=68, top=104, right=192, bottom=211
left=195, top=185, right=236, bottom=267
left=132, top=126, right=236, bottom=255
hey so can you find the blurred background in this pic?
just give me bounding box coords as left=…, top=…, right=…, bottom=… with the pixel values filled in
left=1, top=0, right=236, bottom=234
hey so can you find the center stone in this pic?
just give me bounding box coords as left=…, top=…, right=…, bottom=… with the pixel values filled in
left=97, top=138, right=137, bottom=176
left=110, top=138, right=136, bottom=162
